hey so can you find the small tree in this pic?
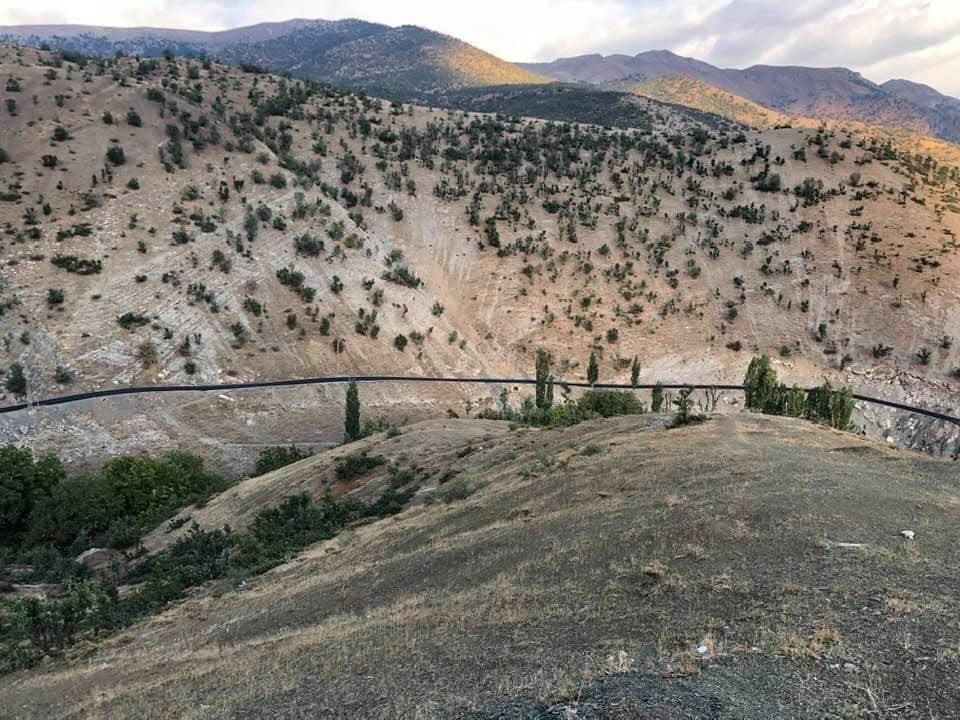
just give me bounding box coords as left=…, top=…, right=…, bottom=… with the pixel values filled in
left=630, top=356, right=641, bottom=388
left=651, top=382, right=664, bottom=412
left=829, top=387, right=854, bottom=431
left=672, top=386, right=694, bottom=425
left=587, top=351, right=599, bottom=386
left=743, top=355, right=779, bottom=412
left=344, top=380, right=361, bottom=442
left=5, top=363, right=26, bottom=397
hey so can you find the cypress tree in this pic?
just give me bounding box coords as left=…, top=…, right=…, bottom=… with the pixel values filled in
left=651, top=381, right=664, bottom=412
left=587, top=351, right=599, bottom=386
left=535, top=349, right=551, bottom=409
left=630, top=356, right=640, bottom=388
left=344, top=380, right=361, bottom=442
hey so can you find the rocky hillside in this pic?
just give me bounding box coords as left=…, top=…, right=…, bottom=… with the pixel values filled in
left=0, top=19, right=545, bottom=96
left=522, top=50, right=960, bottom=144
left=0, top=43, right=959, bottom=454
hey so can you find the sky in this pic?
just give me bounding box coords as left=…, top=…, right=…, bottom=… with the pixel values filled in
left=1, top=0, right=959, bottom=96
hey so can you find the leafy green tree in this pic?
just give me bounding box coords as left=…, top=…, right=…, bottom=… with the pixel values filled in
left=785, top=386, right=807, bottom=418
left=829, top=387, right=855, bottom=431
left=743, top=355, right=779, bottom=412
left=5, top=363, right=26, bottom=397
left=805, top=381, right=854, bottom=430
left=651, top=382, right=664, bottom=412
left=0, top=446, right=64, bottom=543
left=630, top=356, right=641, bottom=388
left=587, top=351, right=599, bottom=386
left=344, top=380, right=361, bottom=442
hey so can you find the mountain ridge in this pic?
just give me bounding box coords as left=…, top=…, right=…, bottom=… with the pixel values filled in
left=4, top=19, right=960, bottom=142
left=0, top=18, right=544, bottom=95
left=521, top=49, right=960, bottom=144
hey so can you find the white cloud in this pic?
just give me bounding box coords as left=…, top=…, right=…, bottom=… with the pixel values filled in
left=1, top=0, right=959, bottom=96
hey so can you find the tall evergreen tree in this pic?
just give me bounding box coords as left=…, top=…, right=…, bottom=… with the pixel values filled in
left=344, top=380, right=361, bottom=442
left=630, top=356, right=641, bottom=388
left=651, top=382, right=664, bottom=412
left=535, top=349, right=551, bottom=409
left=587, top=351, right=599, bottom=386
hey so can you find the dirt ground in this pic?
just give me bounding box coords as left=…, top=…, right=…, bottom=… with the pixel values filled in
left=2, top=413, right=958, bottom=719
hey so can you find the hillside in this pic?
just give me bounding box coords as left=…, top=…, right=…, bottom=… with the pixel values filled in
left=619, top=75, right=960, bottom=167
left=2, top=413, right=959, bottom=717
left=0, top=19, right=545, bottom=96
left=522, top=50, right=960, bottom=145
left=614, top=75, right=790, bottom=130
left=0, top=43, right=959, bottom=462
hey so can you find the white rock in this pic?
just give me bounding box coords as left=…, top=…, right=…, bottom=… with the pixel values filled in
left=696, top=645, right=709, bottom=655
left=900, top=530, right=915, bottom=540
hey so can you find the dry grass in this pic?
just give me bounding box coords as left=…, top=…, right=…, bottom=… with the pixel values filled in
left=2, top=414, right=960, bottom=718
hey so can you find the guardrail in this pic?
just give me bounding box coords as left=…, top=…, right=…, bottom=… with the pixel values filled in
left=1, top=375, right=958, bottom=426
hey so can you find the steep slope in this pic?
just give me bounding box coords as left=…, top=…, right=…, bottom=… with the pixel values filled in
left=2, top=413, right=959, bottom=718
left=0, top=19, right=545, bottom=97
left=1, top=43, right=959, bottom=457
left=523, top=50, right=960, bottom=144
left=614, top=75, right=790, bottom=130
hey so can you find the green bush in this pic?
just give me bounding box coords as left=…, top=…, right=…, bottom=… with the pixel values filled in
left=105, top=145, right=126, bottom=166
left=253, top=446, right=312, bottom=477
left=116, top=312, right=149, bottom=329
left=334, top=452, right=386, bottom=482
left=576, top=390, right=643, bottom=418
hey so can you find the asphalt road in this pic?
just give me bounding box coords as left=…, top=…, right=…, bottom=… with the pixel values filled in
left=1, top=375, right=957, bottom=425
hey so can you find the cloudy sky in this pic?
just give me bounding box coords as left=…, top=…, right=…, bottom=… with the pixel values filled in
left=2, top=0, right=959, bottom=96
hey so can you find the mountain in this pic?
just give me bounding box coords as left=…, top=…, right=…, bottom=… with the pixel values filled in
left=521, top=50, right=960, bottom=144
left=618, top=75, right=960, bottom=167
left=0, top=19, right=545, bottom=96
left=8, top=19, right=960, bottom=143
left=1, top=42, right=959, bottom=465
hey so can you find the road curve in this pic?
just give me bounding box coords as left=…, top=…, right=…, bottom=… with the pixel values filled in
left=0, top=375, right=957, bottom=426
